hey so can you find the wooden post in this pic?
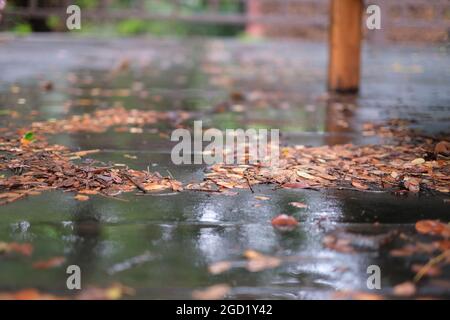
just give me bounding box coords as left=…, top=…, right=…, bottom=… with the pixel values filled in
left=328, top=0, right=363, bottom=93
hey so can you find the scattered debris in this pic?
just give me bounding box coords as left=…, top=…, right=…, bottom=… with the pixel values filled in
left=188, top=142, right=449, bottom=195
left=0, top=133, right=182, bottom=205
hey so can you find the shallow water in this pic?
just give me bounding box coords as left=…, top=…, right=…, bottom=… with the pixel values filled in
left=0, top=35, right=449, bottom=299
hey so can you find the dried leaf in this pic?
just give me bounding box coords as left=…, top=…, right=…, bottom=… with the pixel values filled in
left=0, top=289, right=63, bottom=300
left=297, top=170, right=316, bottom=180
left=74, top=194, right=89, bottom=201
left=76, top=283, right=134, bottom=300
left=393, top=281, right=416, bottom=297
left=271, top=214, right=299, bottom=230
left=289, top=202, right=308, bottom=209
left=351, top=180, right=369, bottom=190
left=32, top=257, right=66, bottom=269
left=192, top=284, right=230, bottom=300
left=415, top=220, right=450, bottom=238
left=282, top=182, right=310, bottom=189
left=208, top=261, right=232, bottom=275
left=0, top=242, right=33, bottom=256
left=411, top=158, right=425, bottom=165
left=243, top=250, right=281, bottom=272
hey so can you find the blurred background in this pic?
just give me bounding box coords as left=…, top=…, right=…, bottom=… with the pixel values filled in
left=0, top=0, right=449, bottom=43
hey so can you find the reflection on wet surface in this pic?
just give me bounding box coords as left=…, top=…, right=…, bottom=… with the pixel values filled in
left=0, top=35, right=449, bottom=299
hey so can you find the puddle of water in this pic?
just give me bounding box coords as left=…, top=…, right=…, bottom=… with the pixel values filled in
left=0, top=36, right=449, bottom=299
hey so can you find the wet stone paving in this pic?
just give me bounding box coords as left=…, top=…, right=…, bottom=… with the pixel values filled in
left=0, top=35, right=449, bottom=299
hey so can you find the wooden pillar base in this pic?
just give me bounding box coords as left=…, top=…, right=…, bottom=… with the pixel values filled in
left=328, top=0, right=363, bottom=93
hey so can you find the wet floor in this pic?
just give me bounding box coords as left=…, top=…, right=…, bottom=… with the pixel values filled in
left=0, top=35, right=449, bottom=299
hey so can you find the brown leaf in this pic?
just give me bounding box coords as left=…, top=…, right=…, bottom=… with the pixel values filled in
left=0, top=242, right=33, bottom=256
left=74, top=194, right=89, bottom=201
left=192, top=284, right=230, bottom=300
left=297, top=170, right=316, bottom=180
left=289, top=202, right=308, bottom=209
left=434, top=141, right=450, bottom=156
left=208, top=261, right=232, bottom=275
left=243, top=250, right=281, bottom=272
left=393, top=281, right=416, bottom=297
left=271, top=214, right=299, bottom=230
left=282, top=182, right=310, bottom=189
left=323, top=235, right=354, bottom=253
left=32, top=257, right=66, bottom=269
left=333, top=291, right=383, bottom=300
left=76, top=283, right=134, bottom=300
left=351, top=180, right=369, bottom=190
left=415, top=220, right=450, bottom=238
left=0, top=289, right=63, bottom=300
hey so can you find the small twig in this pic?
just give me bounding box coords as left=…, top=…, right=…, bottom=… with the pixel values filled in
left=188, top=188, right=222, bottom=193
left=99, top=192, right=129, bottom=202
left=166, top=169, right=175, bottom=180
left=122, top=172, right=147, bottom=193
left=414, top=250, right=450, bottom=283
left=245, top=176, right=254, bottom=193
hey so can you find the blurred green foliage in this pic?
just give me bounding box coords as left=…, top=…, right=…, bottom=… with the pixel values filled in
left=12, top=22, right=32, bottom=35
left=5, top=0, right=244, bottom=37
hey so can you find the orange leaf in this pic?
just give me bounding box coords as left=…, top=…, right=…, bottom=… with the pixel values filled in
left=415, top=220, right=450, bottom=238
left=32, top=257, right=66, bottom=269
left=271, top=214, right=299, bottom=229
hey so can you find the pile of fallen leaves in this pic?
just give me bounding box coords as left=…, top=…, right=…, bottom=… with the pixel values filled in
left=31, top=106, right=189, bottom=134
left=0, top=132, right=182, bottom=205
left=187, top=141, right=450, bottom=195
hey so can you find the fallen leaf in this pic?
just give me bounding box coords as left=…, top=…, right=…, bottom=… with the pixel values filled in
left=297, top=170, right=316, bottom=180
left=77, top=283, right=134, bottom=300
left=74, top=194, right=89, bottom=201
left=351, top=180, right=369, bottom=190
left=0, top=242, right=33, bottom=256
left=415, top=220, right=450, bottom=238
left=411, top=158, right=425, bottom=165
left=21, top=131, right=35, bottom=145
left=289, top=202, right=308, bottom=209
left=323, top=235, right=354, bottom=253
left=393, top=281, right=416, bottom=297
left=78, top=189, right=99, bottom=195
left=282, top=182, right=310, bottom=189
left=404, top=177, right=420, bottom=193
left=271, top=214, right=299, bottom=230
left=255, top=196, right=269, bottom=201
left=243, top=249, right=281, bottom=272
left=0, top=289, right=63, bottom=300
left=333, top=291, right=383, bottom=300
left=192, top=284, right=230, bottom=300
left=434, top=141, right=450, bottom=156
left=208, top=261, right=232, bottom=275
left=32, top=257, right=66, bottom=269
